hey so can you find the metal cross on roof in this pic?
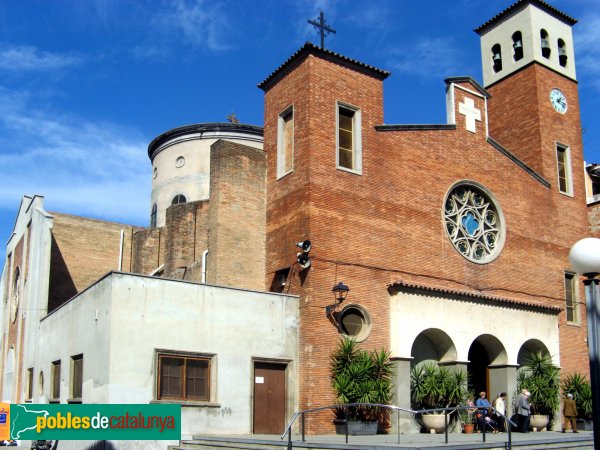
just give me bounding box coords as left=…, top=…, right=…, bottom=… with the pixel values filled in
left=226, top=112, right=240, bottom=124
left=308, top=11, right=336, bottom=49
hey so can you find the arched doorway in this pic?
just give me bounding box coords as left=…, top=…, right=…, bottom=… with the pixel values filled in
left=467, top=334, right=508, bottom=396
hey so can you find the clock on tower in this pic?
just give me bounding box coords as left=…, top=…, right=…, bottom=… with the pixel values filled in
left=475, top=0, right=581, bottom=195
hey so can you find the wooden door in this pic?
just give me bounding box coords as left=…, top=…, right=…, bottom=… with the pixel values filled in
left=253, top=362, right=286, bottom=434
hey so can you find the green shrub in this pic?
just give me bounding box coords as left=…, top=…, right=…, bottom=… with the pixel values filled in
left=516, top=351, right=560, bottom=423
left=562, top=372, right=593, bottom=417
left=410, top=363, right=468, bottom=411
left=330, top=337, right=392, bottom=421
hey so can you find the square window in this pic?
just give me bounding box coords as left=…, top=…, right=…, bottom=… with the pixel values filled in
left=157, top=353, right=211, bottom=402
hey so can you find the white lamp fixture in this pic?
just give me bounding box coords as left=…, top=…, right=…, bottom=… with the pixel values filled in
left=569, top=238, right=600, bottom=275
left=569, top=237, right=600, bottom=450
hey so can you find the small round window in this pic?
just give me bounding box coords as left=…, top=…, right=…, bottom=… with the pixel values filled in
left=444, top=182, right=504, bottom=264
left=338, top=304, right=371, bottom=342
left=153, top=167, right=158, bottom=179
left=175, top=156, right=185, bottom=168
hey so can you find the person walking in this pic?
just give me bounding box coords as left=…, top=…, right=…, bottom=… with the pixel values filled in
left=562, top=393, right=578, bottom=433
left=517, top=389, right=531, bottom=432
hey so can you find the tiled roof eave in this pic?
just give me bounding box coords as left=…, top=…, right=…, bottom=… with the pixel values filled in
left=258, top=42, right=390, bottom=91
left=474, top=0, right=577, bottom=34
left=388, top=280, right=562, bottom=314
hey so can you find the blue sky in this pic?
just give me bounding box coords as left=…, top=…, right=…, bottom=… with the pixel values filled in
left=1, top=0, right=599, bottom=262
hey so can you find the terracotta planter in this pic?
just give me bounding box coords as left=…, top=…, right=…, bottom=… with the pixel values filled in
left=422, top=414, right=449, bottom=434
left=529, top=414, right=549, bottom=432
left=463, top=423, right=475, bottom=434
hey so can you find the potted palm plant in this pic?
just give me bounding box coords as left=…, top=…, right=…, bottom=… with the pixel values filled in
left=410, top=364, right=468, bottom=433
left=516, top=351, right=560, bottom=430
left=330, top=337, right=393, bottom=435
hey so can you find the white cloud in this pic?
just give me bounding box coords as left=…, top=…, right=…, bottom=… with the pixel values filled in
left=0, top=87, right=151, bottom=226
left=152, top=0, right=232, bottom=52
left=0, top=45, right=82, bottom=72
left=387, top=37, right=465, bottom=79
left=574, top=13, right=600, bottom=90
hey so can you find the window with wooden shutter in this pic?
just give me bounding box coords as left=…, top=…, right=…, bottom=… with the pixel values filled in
left=157, top=353, right=211, bottom=401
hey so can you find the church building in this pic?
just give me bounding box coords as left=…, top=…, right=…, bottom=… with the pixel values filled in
left=0, top=0, right=592, bottom=442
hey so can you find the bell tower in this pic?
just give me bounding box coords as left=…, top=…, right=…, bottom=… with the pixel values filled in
left=475, top=0, right=582, bottom=195
left=476, top=0, right=576, bottom=87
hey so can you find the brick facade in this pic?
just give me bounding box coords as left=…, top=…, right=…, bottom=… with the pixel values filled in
left=207, top=140, right=266, bottom=290
left=47, top=213, right=136, bottom=312
left=129, top=139, right=267, bottom=290
left=262, top=45, right=590, bottom=432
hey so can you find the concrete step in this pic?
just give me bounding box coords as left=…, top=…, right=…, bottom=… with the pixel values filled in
left=173, top=433, right=594, bottom=450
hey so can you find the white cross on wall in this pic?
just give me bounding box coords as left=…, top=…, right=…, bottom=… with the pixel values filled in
left=458, top=97, right=481, bottom=133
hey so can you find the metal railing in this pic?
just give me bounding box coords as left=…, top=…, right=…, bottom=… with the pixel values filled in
left=280, top=403, right=517, bottom=449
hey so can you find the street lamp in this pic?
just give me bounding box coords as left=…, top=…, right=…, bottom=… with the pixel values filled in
left=569, top=237, right=600, bottom=449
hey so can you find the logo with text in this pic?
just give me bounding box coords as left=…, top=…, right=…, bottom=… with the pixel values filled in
left=10, top=404, right=180, bottom=440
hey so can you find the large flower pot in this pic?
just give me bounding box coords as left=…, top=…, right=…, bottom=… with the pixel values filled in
left=529, top=414, right=549, bottom=432
left=334, top=419, right=378, bottom=435
left=463, top=423, right=475, bottom=434
left=422, top=414, right=449, bottom=434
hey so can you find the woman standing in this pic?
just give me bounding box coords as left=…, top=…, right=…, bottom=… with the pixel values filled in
left=493, top=392, right=507, bottom=431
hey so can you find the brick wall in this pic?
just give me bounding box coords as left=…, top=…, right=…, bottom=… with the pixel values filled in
left=48, top=213, right=135, bottom=311
left=132, top=228, right=163, bottom=275
left=131, top=140, right=266, bottom=290
left=588, top=202, right=600, bottom=235
left=264, top=52, right=590, bottom=431
left=487, top=64, right=584, bottom=188
left=207, top=140, right=266, bottom=291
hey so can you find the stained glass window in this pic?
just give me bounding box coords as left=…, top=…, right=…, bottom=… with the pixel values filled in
left=444, top=183, right=504, bottom=263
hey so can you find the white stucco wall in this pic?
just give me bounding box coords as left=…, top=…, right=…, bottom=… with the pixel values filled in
left=390, top=290, right=560, bottom=366
left=479, top=4, right=576, bottom=87
left=1, top=196, right=54, bottom=403
left=34, top=272, right=299, bottom=440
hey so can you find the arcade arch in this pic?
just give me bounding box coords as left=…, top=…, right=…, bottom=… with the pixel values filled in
left=410, top=328, right=457, bottom=367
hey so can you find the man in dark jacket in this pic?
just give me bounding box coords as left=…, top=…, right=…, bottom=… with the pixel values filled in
left=517, top=389, right=531, bottom=432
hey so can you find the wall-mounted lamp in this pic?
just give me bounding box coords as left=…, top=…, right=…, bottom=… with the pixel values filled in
left=332, top=281, right=350, bottom=303
left=327, top=282, right=350, bottom=327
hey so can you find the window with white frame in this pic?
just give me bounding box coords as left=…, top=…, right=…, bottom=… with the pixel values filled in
left=564, top=271, right=580, bottom=324
left=556, top=143, right=572, bottom=195
left=277, top=106, right=294, bottom=178
left=336, top=102, right=362, bottom=173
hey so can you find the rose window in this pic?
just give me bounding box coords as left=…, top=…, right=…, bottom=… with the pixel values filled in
left=444, top=183, right=504, bottom=263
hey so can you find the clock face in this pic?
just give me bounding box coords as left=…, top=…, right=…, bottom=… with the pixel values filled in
left=550, top=88, right=567, bottom=114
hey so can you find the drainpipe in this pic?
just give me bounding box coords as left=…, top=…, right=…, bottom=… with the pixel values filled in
left=118, top=229, right=124, bottom=271
left=201, top=250, right=208, bottom=284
